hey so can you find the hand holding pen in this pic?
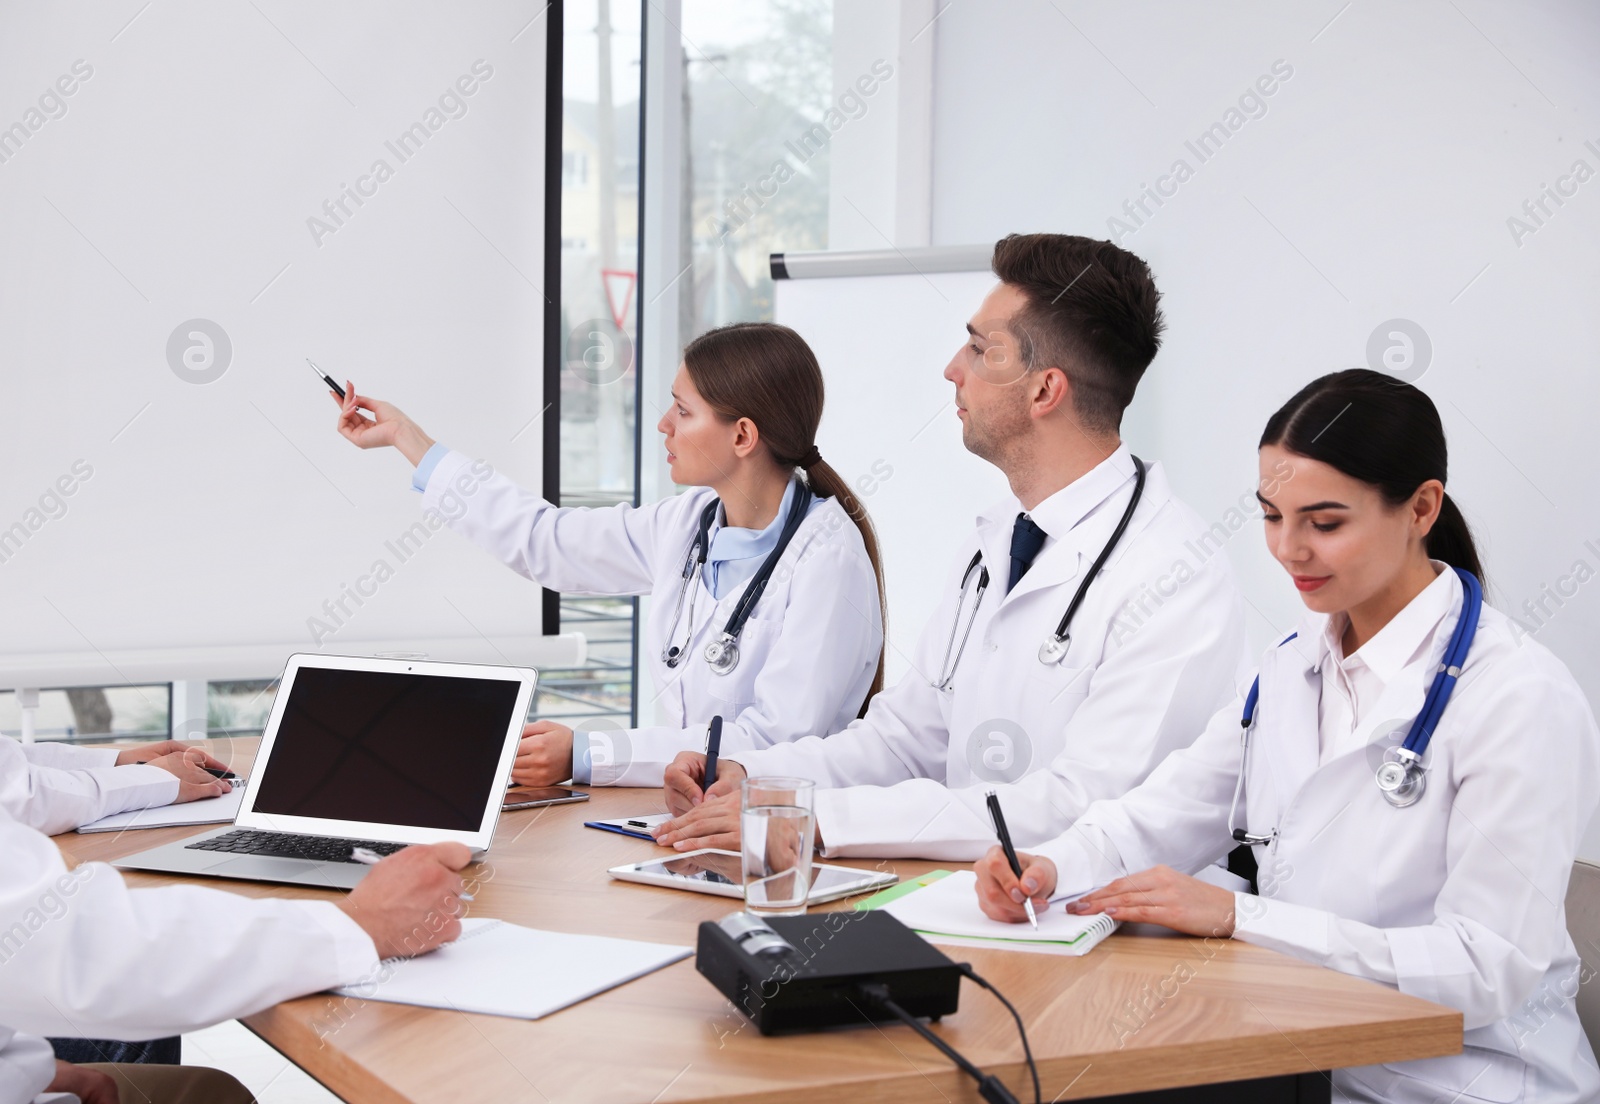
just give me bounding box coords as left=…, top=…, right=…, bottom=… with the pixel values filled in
left=351, top=845, right=475, bottom=901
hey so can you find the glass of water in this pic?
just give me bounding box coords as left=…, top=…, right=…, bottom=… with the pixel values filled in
left=741, top=777, right=816, bottom=917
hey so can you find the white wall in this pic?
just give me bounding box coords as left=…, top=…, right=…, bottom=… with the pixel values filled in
left=924, top=0, right=1600, bottom=849
left=828, top=0, right=934, bottom=249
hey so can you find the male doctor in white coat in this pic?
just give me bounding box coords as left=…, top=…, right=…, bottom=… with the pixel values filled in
left=0, top=802, right=469, bottom=1104
left=657, top=232, right=1249, bottom=860
left=0, top=735, right=234, bottom=836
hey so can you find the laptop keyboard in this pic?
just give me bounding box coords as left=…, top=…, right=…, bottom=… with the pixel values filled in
left=185, top=829, right=407, bottom=864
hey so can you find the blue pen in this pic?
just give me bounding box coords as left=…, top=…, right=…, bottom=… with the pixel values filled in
left=703, top=715, right=723, bottom=790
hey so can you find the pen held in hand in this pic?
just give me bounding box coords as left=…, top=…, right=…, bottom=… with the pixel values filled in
left=985, top=790, right=1038, bottom=930
left=307, top=358, right=346, bottom=401
left=703, top=715, right=723, bottom=790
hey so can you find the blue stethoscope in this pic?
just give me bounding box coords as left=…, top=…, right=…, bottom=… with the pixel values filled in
left=659, top=484, right=813, bottom=677
left=1229, top=566, right=1483, bottom=845
left=931, top=457, right=1147, bottom=692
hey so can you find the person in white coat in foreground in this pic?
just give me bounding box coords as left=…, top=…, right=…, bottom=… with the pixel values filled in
left=0, top=803, right=468, bottom=1104
left=655, top=232, right=1246, bottom=860
left=976, top=369, right=1600, bottom=1104
left=0, top=735, right=234, bottom=837
left=333, top=322, right=886, bottom=789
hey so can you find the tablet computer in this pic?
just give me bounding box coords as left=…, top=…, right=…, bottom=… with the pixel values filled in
left=503, top=786, right=590, bottom=810
left=608, top=848, right=897, bottom=904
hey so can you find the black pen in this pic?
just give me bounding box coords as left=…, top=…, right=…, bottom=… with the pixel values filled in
left=986, top=790, right=1038, bottom=930
left=307, top=358, right=346, bottom=400
left=704, top=715, right=723, bottom=790
left=201, top=766, right=241, bottom=782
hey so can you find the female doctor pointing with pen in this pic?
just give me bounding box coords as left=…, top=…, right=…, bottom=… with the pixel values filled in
left=976, top=369, right=1600, bottom=1104
left=333, top=322, right=886, bottom=788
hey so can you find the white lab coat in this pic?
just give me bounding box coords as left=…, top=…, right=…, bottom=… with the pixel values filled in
left=0, top=807, right=378, bottom=1104
left=1035, top=569, right=1600, bottom=1103
left=422, top=450, right=882, bottom=786
left=726, top=446, right=1249, bottom=860
left=0, top=738, right=176, bottom=836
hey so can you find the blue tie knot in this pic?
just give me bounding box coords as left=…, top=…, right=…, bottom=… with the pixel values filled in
left=1008, top=513, right=1048, bottom=593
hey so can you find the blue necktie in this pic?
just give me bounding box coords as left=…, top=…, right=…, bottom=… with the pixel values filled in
left=1007, top=513, right=1047, bottom=593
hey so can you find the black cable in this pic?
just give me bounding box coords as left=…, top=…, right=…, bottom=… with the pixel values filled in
left=959, top=963, right=1042, bottom=1104
left=856, top=983, right=1021, bottom=1104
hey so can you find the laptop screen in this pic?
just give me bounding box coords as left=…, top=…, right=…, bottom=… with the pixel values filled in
left=248, top=666, right=523, bottom=832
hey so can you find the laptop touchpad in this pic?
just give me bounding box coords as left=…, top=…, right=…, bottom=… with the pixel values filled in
left=210, top=857, right=323, bottom=882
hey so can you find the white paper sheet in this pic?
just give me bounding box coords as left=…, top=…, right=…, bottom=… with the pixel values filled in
left=332, top=919, right=693, bottom=1019
left=76, top=787, right=245, bottom=833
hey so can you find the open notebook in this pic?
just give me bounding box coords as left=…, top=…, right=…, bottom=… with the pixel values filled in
left=861, top=870, right=1117, bottom=957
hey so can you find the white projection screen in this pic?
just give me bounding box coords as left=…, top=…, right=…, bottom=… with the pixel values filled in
left=0, top=2, right=577, bottom=689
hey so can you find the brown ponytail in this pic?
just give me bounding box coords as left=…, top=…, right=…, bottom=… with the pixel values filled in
left=683, top=323, right=887, bottom=710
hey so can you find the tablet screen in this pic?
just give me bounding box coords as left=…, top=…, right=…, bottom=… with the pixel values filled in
left=630, top=853, right=886, bottom=899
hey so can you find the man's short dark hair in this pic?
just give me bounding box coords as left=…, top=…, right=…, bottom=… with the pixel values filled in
left=990, top=233, right=1165, bottom=433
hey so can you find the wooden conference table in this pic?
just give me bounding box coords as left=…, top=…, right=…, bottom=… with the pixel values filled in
left=54, top=745, right=1461, bottom=1103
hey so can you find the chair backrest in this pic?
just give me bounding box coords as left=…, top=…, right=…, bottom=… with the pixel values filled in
left=1565, top=859, right=1600, bottom=1058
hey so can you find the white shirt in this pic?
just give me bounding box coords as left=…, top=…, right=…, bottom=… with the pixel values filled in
left=0, top=738, right=177, bottom=836
left=421, top=450, right=882, bottom=787
left=0, top=806, right=378, bottom=1104
left=727, top=446, right=1249, bottom=860
left=1315, top=566, right=1456, bottom=764
left=1035, top=566, right=1600, bottom=1103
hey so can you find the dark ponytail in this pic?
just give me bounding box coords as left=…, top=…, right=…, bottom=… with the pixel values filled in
left=683, top=323, right=887, bottom=710
left=1259, top=369, right=1486, bottom=587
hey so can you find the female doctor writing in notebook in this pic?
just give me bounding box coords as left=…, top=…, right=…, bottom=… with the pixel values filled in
left=333, top=323, right=886, bottom=789
left=976, top=369, right=1600, bottom=1104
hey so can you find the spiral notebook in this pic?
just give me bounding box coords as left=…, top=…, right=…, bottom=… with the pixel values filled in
left=861, top=870, right=1118, bottom=957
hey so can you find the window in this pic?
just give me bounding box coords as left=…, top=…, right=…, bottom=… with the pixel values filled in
left=0, top=686, right=168, bottom=744
left=678, top=0, right=833, bottom=337
left=549, top=0, right=645, bottom=728
left=562, top=149, right=590, bottom=189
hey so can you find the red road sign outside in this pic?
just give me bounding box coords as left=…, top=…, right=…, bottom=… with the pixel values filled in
left=601, top=269, right=636, bottom=331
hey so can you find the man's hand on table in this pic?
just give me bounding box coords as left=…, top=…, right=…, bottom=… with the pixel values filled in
left=115, top=739, right=230, bottom=772
left=337, top=842, right=472, bottom=959
left=141, top=745, right=235, bottom=803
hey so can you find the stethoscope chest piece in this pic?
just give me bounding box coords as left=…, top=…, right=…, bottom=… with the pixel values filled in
left=703, top=633, right=740, bottom=676
left=1037, top=634, right=1070, bottom=665
left=1375, top=747, right=1426, bottom=808
left=660, top=485, right=813, bottom=679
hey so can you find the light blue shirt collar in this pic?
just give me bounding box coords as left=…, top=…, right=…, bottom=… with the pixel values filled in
left=702, top=479, right=798, bottom=599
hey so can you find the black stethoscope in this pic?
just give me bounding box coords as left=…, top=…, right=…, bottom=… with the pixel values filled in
left=932, top=456, right=1147, bottom=692
left=660, top=483, right=814, bottom=677
left=1229, top=566, right=1484, bottom=846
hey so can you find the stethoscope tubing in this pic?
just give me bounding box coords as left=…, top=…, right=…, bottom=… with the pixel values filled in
left=1230, top=566, right=1483, bottom=842
left=661, top=483, right=814, bottom=676
left=931, top=456, right=1146, bottom=691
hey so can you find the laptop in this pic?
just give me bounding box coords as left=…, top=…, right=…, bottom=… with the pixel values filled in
left=115, top=653, right=537, bottom=890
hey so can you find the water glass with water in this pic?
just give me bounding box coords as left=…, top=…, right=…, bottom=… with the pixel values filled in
left=741, top=777, right=815, bottom=916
